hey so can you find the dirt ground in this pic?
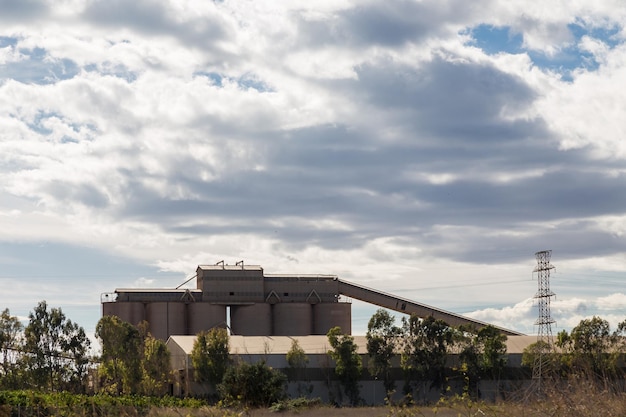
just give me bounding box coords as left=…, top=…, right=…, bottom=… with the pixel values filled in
left=153, top=404, right=523, bottom=417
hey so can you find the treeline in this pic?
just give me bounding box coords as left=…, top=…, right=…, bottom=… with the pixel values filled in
left=0, top=302, right=90, bottom=393
left=365, top=310, right=626, bottom=405
left=1, top=302, right=625, bottom=409
left=522, top=316, right=626, bottom=379
left=185, top=309, right=624, bottom=407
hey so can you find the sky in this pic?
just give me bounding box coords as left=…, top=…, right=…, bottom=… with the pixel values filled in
left=1, top=0, right=626, bottom=345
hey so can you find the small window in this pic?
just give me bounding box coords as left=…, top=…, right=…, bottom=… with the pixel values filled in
left=229, top=292, right=234, bottom=296
left=284, top=292, right=289, bottom=296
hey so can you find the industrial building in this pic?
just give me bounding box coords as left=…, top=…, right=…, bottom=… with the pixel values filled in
left=166, top=334, right=537, bottom=401
left=101, top=262, right=522, bottom=340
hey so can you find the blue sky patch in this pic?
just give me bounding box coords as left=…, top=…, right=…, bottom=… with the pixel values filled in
left=194, top=71, right=273, bottom=92
left=0, top=46, right=80, bottom=84
left=0, top=36, right=18, bottom=48
left=466, top=23, right=624, bottom=81
left=467, top=24, right=523, bottom=55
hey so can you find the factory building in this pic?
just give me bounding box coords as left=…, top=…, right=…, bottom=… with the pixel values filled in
left=102, top=262, right=522, bottom=340
left=102, top=263, right=351, bottom=340
left=166, top=334, right=538, bottom=401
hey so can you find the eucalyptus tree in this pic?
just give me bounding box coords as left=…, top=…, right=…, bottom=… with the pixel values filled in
left=327, top=326, right=362, bottom=406
left=366, top=308, right=400, bottom=399
left=191, top=327, right=230, bottom=392
left=141, top=335, right=171, bottom=396
left=24, top=301, right=91, bottom=392
left=0, top=308, right=23, bottom=389
left=401, top=315, right=453, bottom=402
left=96, top=315, right=143, bottom=394
left=286, top=338, right=311, bottom=396
left=558, top=316, right=620, bottom=378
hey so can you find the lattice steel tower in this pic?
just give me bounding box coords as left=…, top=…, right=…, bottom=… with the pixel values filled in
left=532, top=250, right=556, bottom=384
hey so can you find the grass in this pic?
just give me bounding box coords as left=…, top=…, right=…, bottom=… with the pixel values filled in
left=1, top=376, right=625, bottom=417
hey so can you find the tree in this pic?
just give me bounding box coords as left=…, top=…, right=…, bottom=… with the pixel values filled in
left=455, top=325, right=507, bottom=400
left=96, top=316, right=171, bottom=396
left=286, top=339, right=311, bottom=396
left=564, top=316, right=618, bottom=377
left=96, top=315, right=142, bottom=395
left=521, top=340, right=557, bottom=371
left=23, top=301, right=91, bottom=392
left=327, top=326, right=362, bottom=406
left=455, top=326, right=482, bottom=399
left=218, top=360, right=286, bottom=407
left=0, top=308, right=23, bottom=389
left=366, top=309, right=399, bottom=400
left=400, top=315, right=453, bottom=402
left=191, top=328, right=230, bottom=392
left=477, top=325, right=507, bottom=398
left=141, top=335, right=171, bottom=396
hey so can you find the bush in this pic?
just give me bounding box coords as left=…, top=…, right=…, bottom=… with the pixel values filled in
left=218, top=361, right=286, bottom=408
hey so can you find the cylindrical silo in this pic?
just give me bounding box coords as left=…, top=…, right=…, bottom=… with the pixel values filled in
left=313, top=303, right=352, bottom=335
left=230, top=304, right=272, bottom=336
left=187, top=303, right=227, bottom=335
left=146, top=302, right=186, bottom=340
left=106, top=302, right=145, bottom=326
left=272, top=303, right=313, bottom=336
left=167, top=302, right=187, bottom=336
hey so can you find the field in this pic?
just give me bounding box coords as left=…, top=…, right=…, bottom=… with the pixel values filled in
left=144, top=389, right=626, bottom=417
left=2, top=378, right=626, bottom=417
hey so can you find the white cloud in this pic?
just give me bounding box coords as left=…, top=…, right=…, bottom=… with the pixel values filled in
left=1, top=1, right=626, bottom=337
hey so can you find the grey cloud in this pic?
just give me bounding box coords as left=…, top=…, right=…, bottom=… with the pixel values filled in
left=46, top=181, right=110, bottom=209
left=82, top=0, right=232, bottom=51
left=296, top=1, right=483, bottom=48
left=348, top=57, right=539, bottom=143
left=0, top=0, right=48, bottom=22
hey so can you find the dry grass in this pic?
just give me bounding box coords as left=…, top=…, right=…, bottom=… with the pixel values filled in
left=148, top=378, right=626, bottom=417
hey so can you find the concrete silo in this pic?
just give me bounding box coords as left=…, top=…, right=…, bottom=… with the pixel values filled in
left=272, top=303, right=313, bottom=336
left=230, top=303, right=272, bottom=336
left=313, top=302, right=352, bottom=335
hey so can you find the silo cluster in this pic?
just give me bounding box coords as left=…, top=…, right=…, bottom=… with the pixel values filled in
left=101, top=263, right=351, bottom=340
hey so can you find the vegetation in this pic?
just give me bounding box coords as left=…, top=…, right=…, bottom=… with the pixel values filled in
left=327, top=326, right=363, bottom=406
left=96, top=316, right=171, bottom=396
left=366, top=309, right=400, bottom=400
left=1, top=300, right=624, bottom=415
left=401, top=315, right=454, bottom=402
left=191, top=328, right=231, bottom=393
left=286, top=339, right=312, bottom=396
left=218, top=360, right=287, bottom=407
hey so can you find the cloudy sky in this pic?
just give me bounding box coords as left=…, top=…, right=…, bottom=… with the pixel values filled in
left=1, top=0, right=626, bottom=341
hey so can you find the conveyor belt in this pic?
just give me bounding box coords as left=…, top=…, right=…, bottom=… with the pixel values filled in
left=337, top=279, right=523, bottom=336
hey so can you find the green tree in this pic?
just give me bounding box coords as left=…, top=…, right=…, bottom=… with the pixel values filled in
left=286, top=339, right=311, bottom=396
left=521, top=340, right=557, bottom=370
left=477, top=325, right=507, bottom=398
left=366, top=309, right=399, bottom=400
left=454, top=325, right=507, bottom=400
left=23, top=301, right=91, bottom=392
left=191, top=328, right=230, bottom=392
left=141, top=335, right=171, bottom=396
left=401, top=315, right=453, bottom=402
left=96, top=315, right=142, bottom=395
left=567, top=316, right=617, bottom=377
left=327, top=326, right=362, bottom=406
left=218, top=360, right=286, bottom=407
left=0, top=308, right=23, bottom=389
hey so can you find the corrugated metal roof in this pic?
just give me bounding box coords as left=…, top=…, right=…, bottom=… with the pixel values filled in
left=114, top=288, right=202, bottom=293
left=167, top=334, right=537, bottom=356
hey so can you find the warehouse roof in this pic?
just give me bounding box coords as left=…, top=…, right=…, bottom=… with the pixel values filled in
left=167, top=334, right=537, bottom=356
